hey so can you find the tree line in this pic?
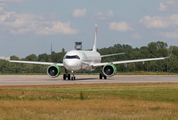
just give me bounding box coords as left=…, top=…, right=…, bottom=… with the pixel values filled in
left=0, top=41, right=178, bottom=73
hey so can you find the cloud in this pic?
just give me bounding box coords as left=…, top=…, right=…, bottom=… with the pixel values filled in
left=0, top=3, right=7, bottom=11
left=158, top=2, right=167, bottom=11
left=158, top=0, right=178, bottom=12
left=0, top=3, right=6, bottom=13
left=0, top=7, right=3, bottom=12
left=160, top=29, right=178, bottom=38
left=109, top=21, right=133, bottom=32
left=0, top=10, right=79, bottom=35
left=72, top=9, right=87, bottom=18
left=35, top=22, right=79, bottom=35
left=72, top=9, right=114, bottom=20
left=93, top=10, right=114, bottom=20
left=139, top=14, right=178, bottom=28
left=132, top=33, right=142, bottom=39
left=166, top=0, right=176, bottom=5
left=105, top=10, right=114, bottom=17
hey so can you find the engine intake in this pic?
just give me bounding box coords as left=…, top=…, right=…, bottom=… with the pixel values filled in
left=47, top=65, right=60, bottom=78
left=102, top=64, right=116, bottom=77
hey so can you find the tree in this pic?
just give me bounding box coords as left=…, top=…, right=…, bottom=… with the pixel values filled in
left=10, top=55, right=20, bottom=60
left=62, top=48, right=65, bottom=53
left=148, top=42, right=157, bottom=57
left=156, top=41, right=168, bottom=49
left=25, top=54, right=37, bottom=61
left=38, top=53, right=52, bottom=62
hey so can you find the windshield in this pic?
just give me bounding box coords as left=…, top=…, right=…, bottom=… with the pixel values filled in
left=65, top=55, right=80, bottom=59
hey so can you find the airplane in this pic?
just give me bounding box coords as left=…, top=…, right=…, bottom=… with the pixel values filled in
left=9, top=25, right=171, bottom=80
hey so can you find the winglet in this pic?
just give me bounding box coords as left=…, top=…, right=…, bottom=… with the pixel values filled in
left=92, top=24, right=97, bottom=51
left=165, top=47, right=173, bottom=59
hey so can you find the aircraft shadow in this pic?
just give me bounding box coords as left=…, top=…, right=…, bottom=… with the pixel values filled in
left=44, top=79, right=61, bottom=81
left=44, top=78, right=98, bottom=81
left=72, top=78, right=97, bottom=81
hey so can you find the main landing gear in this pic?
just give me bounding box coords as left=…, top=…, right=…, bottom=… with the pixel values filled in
left=99, top=73, right=107, bottom=79
left=63, top=69, right=76, bottom=80
left=63, top=74, right=75, bottom=80
left=63, top=74, right=71, bottom=80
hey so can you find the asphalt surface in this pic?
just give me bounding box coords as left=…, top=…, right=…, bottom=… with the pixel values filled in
left=0, top=75, right=178, bottom=86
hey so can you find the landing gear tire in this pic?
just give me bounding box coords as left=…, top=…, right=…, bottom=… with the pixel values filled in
left=68, top=74, right=70, bottom=80
left=71, top=77, right=76, bottom=80
left=63, top=74, right=66, bottom=80
left=99, top=73, right=102, bottom=79
left=99, top=73, right=107, bottom=79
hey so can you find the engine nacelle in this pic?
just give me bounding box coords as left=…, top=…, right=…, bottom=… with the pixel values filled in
left=102, top=64, right=116, bottom=77
left=47, top=65, right=60, bottom=78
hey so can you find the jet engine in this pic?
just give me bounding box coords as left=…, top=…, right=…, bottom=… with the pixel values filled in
left=102, top=64, right=116, bottom=77
left=47, top=65, right=60, bottom=78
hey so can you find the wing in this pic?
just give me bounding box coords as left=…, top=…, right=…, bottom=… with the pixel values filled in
left=101, top=53, right=125, bottom=57
left=92, top=56, right=169, bottom=67
left=9, top=60, right=64, bottom=66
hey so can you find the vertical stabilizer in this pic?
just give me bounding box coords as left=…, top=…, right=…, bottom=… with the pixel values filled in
left=92, top=24, right=97, bottom=51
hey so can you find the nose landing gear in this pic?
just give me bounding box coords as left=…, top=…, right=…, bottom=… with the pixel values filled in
left=71, top=71, right=76, bottom=80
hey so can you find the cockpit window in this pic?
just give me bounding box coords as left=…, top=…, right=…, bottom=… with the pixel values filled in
left=65, top=55, right=80, bottom=59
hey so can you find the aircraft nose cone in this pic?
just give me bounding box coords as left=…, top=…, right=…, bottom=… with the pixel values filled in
left=63, top=60, right=81, bottom=71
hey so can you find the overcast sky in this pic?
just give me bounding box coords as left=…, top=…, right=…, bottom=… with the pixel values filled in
left=0, top=0, right=178, bottom=58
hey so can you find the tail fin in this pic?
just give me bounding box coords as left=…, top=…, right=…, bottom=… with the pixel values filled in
left=92, top=24, right=97, bottom=51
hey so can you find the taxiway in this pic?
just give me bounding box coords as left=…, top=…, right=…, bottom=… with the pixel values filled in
left=0, top=75, right=177, bottom=86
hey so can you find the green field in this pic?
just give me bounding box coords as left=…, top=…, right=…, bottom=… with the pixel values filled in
left=0, top=83, right=178, bottom=120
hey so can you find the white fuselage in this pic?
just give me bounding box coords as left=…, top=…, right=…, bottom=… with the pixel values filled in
left=63, top=50, right=101, bottom=72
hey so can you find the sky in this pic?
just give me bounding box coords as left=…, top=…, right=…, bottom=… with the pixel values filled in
left=0, top=0, right=178, bottom=58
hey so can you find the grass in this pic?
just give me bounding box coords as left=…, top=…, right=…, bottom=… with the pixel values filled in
left=0, top=83, right=178, bottom=119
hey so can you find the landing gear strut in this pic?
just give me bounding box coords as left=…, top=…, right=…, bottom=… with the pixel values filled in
left=71, top=71, right=76, bottom=80
left=99, top=73, right=107, bottom=79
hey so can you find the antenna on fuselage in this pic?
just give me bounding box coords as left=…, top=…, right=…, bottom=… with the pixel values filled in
left=92, top=24, right=97, bottom=52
